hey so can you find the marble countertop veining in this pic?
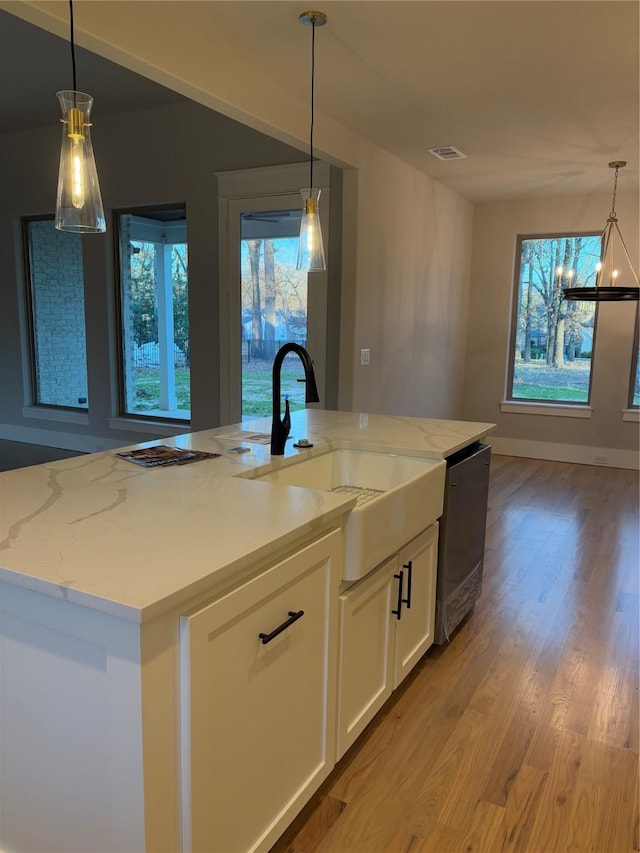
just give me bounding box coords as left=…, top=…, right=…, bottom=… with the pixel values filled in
left=0, top=410, right=494, bottom=623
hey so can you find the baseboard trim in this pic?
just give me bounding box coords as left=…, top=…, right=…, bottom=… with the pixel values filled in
left=0, top=423, right=129, bottom=453
left=490, top=436, right=639, bottom=471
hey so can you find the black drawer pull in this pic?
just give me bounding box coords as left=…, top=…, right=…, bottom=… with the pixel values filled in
left=402, top=560, right=413, bottom=608
left=392, top=571, right=404, bottom=620
left=259, top=610, right=304, bottom=644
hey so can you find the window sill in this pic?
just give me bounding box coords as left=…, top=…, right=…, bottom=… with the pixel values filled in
left=500, top=401, right=592, bottom=419
left=108, top=417, right=190, bottom=436
left=22, top=406, right=89, bottom=425
left=622, top=409, right=640, bottom=422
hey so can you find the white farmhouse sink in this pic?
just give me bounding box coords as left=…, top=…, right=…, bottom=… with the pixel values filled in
left=249, top=448, right=446, bottom=580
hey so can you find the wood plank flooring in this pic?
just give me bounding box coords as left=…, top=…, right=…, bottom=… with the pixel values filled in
left=271, top=455, right=639, bottom=853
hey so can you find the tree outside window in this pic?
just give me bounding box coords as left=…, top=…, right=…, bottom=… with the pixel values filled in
left=117, top=209, right=190, bottom=420
left=240, top=233, right=308, bottom=418
left=508, top=234, right=601, bottom=403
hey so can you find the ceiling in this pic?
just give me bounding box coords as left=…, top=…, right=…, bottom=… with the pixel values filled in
left=1, top=1, right=638, bottom=203
left=0, top=10, right=182, bottom=134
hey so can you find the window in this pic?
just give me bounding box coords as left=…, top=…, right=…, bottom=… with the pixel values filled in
left=508, top=233, right=601, bottom=404
left=24, top=217, right=88, bottom=409
left=217, top=164, right=330, bottom=426
left=240, top=210, right=308, bottom=419
left=116, top=208, right=190, bottom=421
left=629, top=314, right=640, bottom=408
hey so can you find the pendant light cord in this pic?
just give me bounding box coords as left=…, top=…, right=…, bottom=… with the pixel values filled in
left=69, top=0, right=78, bottom=92
left=609, top=164, right=619, bottom=220
left=309, top=17, right=316, bottom=190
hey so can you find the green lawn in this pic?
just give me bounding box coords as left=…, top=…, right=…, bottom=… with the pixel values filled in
left=131, top=362, right=305, bottom=417
left=134, top=368, right=191, bottom=411
left=512, top=360, right=591, bottom=403
left=131, top=358, right=603, bottom=414
left=242, top=363, right=307, bottom=417
left=512, top=384, right=588, bottom=402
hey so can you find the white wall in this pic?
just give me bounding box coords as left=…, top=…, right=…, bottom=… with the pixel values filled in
left=464, top=190, right=639, bottom=468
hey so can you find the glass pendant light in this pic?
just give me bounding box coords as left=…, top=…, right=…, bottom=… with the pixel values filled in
left=297, top=11, right=327, bottom=271
left=563, top=161, right=638, bottom=302
left=55, top=0, right=106, bottom=233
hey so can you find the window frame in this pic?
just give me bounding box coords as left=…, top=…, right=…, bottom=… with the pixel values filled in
left=506, top=231, right=601, bottom=407
left=22, top=214, right=89, bottom=413
left=113, top=203, right=191, bottom=424
left=628, top=304, right=640, bottom=409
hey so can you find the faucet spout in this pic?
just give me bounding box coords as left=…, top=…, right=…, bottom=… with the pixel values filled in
left=271, top=343, right=319, bottom=455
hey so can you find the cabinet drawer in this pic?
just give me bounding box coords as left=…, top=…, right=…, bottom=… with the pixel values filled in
left=180, top=531, right=340, bottom=853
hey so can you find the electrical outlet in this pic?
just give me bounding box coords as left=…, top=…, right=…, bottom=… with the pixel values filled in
left=594, top=455, right=608, bottom=465
left=360, top=348, right=370, bottom=366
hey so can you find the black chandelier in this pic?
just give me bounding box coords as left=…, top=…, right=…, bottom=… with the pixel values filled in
left=563, top=161, right=638, bottom=302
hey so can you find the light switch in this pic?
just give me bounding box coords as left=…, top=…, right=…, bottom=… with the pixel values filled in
left=360, top=348, right=370, bottom=365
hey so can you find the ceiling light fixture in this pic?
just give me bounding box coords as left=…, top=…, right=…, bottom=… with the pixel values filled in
left=55, top=0, right=105, bottom=233
left=563, top=161, right=638, bottom=302
left=296, top=10, right=327, bottom=272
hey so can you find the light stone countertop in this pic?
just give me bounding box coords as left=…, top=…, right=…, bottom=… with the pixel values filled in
left=0, top=410, right=494, bottom=623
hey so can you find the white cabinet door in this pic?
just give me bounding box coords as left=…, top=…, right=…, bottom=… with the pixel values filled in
left=393, top=523, right=438, bottom=688
left=336, top=523, right=439, bottom=758
left=336, top=556, right=397, bottom=758
left=180, top=531, right=340, bottom=853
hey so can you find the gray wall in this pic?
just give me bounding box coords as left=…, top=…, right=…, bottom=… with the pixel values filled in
left=0, top=99, right=308, bottom=449
left=463, top=190, right=639, bottom=464
left=345, top=149, right=473, bottom=420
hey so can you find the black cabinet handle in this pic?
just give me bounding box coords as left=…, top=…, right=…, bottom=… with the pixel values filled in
left=402, top=560, right=413, bottom=608
left=392, top=571, right=404, bottom=620
left=259, top=610, right=304, bottom=644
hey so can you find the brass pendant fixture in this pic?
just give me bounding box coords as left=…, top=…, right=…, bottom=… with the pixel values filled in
left=55, top=0, right=106, bottom=233
left=563, top=161, right=638, bottom=302
left=296, top=10, right=327, bottom=271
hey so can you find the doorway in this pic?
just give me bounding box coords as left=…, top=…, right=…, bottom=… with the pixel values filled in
left=240, top=207, right=311, bottom=419
left=218, top=164, right=330, bottom=425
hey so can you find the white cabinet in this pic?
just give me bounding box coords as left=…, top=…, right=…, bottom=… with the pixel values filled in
left=394, top=524, right=438, bottom=688
left=336, top=555, right=397, bottom=757
left=337, top=523, right=438, bottom=758
left=180, top=530, right=341, bottom=853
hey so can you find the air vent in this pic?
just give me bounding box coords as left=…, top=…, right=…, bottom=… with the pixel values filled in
left=428, top=146, right=467, bottom=161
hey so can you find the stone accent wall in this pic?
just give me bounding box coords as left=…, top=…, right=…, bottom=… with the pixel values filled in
left=28, top=220, right=88, bottom=408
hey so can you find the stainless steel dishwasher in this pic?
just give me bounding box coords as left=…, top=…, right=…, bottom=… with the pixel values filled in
left=434, top=442, right=491, bottom=644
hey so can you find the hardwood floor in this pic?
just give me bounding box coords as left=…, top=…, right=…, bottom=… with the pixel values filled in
left=271, top=455, right=639, bottom=853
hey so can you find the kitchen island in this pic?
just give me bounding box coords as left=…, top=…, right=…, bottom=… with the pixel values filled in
left=0, top=410, right=493, bottom=853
